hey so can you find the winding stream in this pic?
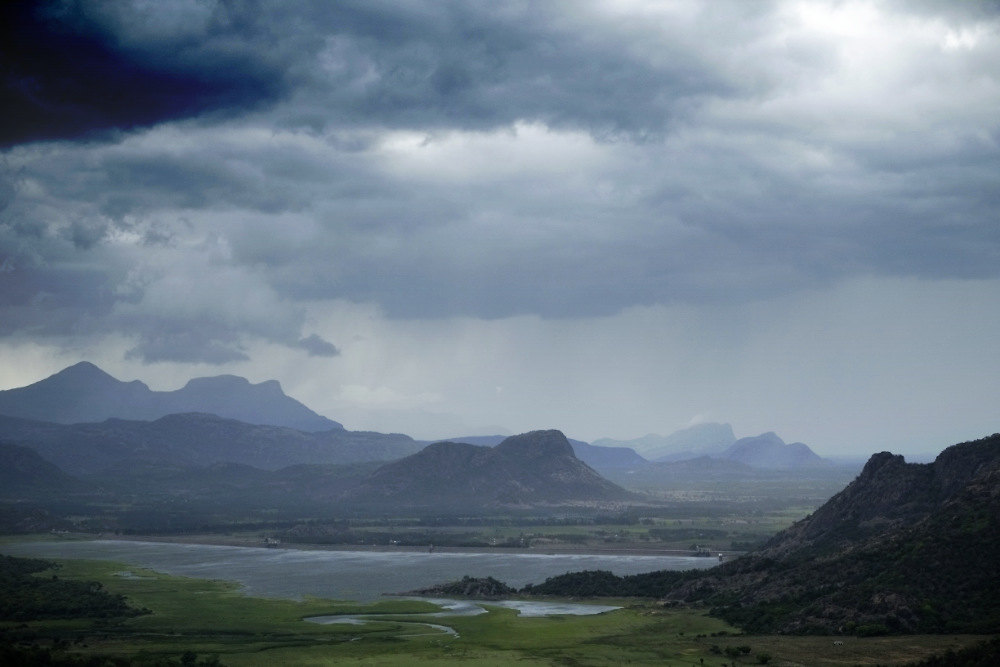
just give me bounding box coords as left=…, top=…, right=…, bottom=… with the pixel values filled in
left=304, top=598, right=623, bottom=638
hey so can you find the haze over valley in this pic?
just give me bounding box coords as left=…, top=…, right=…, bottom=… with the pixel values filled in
left=0, top=363, right=856, bottom=522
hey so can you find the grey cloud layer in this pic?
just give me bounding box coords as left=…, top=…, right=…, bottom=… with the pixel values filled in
left=2, top=0, right=999, bottom=363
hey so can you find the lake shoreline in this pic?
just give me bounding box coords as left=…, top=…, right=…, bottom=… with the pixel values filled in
left=6, top=535, right=724, bottom=602
left=92, top=533, right=732, bottom=558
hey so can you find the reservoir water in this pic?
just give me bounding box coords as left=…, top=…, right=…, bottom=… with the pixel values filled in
left=2, top=539, right=719, bottom=602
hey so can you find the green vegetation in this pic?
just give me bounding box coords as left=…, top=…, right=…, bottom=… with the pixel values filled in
left=1, top=554, right=992, bottom=666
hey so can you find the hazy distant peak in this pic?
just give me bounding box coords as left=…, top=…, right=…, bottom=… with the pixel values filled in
left=52, top=361, right=149, bottom=391
left=593, top=422, right=736, bottom=460
left=0, top=362, right=341, bottom=432
left=729, top=431, right=785, bottom=450
left=722, top=432, right=825, bottom=469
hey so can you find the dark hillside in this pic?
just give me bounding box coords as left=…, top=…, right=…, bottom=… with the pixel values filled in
left=0, top=412, right=422, bottom=474
left=0, top=442, right=90, bottom=497
left=523, top=434, right=1000, bottom=635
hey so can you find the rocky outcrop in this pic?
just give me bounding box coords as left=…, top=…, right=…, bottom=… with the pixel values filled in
left=400, top=576, right=516, bottom=599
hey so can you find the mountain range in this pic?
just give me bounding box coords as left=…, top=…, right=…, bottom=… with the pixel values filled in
left=593, top=423, right=736, bottom=461
left=0, top=362, right=341, bottom=431
left=0, top=363, right=830, bottom=473
left=0, top=364, right=636, bottom=512
left=593, top=423, right=828, bottom=469
left=0, top=361, right=843, bottom=520
left=0, top=425, right=634, bottom=516
left=0, top=412, right=421, bottom=475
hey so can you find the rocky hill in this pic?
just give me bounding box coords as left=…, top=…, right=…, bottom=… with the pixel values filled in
left=0, top=412, right=422, bottom=474
left=524, top=433, right=1000, bottom=635
left=344, top=430, right=635, bottom=510
left=0, top=362, right=341, bottom=431
left=720, top=432, right=827, bottom=469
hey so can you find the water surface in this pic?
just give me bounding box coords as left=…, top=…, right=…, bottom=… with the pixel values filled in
left=3, top=539, right=718, bottom=602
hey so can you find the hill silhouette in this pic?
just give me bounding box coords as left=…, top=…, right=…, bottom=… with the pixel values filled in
left=0, top=362, right=341, bottom=431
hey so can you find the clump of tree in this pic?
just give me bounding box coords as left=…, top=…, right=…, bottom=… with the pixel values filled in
left=0, top=643, right=223, bottom=666
left=405, top=575, right=516, bottom=599
left=0, top=555, right=148, bottom=621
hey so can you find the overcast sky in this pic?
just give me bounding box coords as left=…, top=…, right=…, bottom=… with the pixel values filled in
left=2, top=0, right=998, bottom=457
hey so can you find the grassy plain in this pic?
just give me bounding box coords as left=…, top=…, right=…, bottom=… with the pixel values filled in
left=1, top=554, right=990, bottom=667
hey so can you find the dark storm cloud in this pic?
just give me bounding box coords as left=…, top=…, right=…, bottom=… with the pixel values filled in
left=278, top=0, right=739, bottom=138
left=294, top=334, right=340, bottom=358
left=2, top=0, right=738, bottom=149
left=124, top=329, right=250, bottom=364
left=2, top=0, right=999, bottom=360
left=0, top=0, right=288, bottom=147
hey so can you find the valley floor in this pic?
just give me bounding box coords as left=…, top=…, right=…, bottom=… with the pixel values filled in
left=2, top=541, right=994, bottom=667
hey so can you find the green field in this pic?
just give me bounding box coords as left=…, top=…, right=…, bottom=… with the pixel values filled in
left=1, top=555, right=991, bottom=666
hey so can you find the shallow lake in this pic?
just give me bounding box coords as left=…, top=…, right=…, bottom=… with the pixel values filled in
left=2, top=539, right=719, bottom=602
